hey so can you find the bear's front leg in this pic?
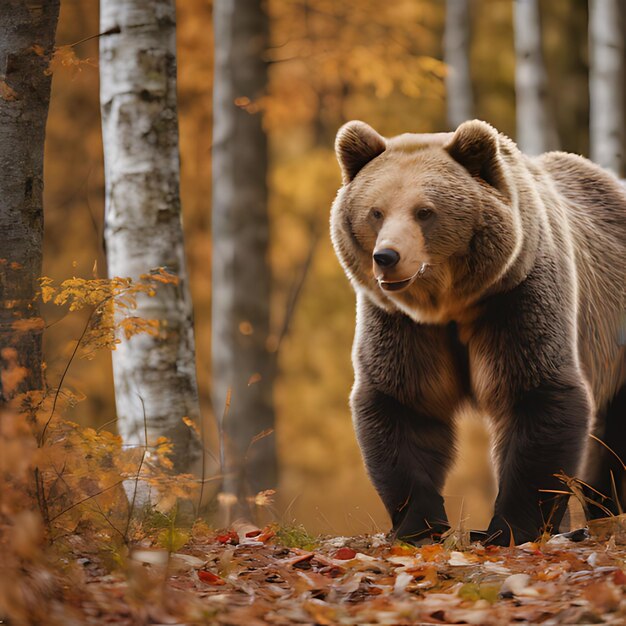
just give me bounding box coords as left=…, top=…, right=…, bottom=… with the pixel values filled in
left=471, top=274, right=592, bottom=546
left=486, top=377, right=590, bottom=545
left=351, top=385, right=455, bottom=543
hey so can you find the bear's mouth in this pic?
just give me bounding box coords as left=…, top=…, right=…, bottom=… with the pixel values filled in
left=379, top=276, right=415, bottom=292
left=377, top=264, right=428, bottom=293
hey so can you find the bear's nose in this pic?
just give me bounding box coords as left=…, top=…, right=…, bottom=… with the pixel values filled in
left=373, top=248, right=400, bottom=268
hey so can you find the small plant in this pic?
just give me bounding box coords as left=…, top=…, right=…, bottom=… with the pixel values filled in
left=272, top=523, right=318, bottom=550
left=5, top=269, right=202, bottom=551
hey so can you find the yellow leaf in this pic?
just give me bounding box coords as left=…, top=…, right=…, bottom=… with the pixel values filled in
left=182, top=416, right=200, bottom=437
left=11, top=317, right=45, bottom=333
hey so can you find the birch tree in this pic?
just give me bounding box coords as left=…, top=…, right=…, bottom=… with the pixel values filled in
left=513, top=0, right=558, bottom=155
left=589, top=0, right=624, bottom=175
left=0, top=1, right=60, bottom=402
left=212, top=0, right=277, bottom=502
left=100, top=1, right=202, bottom=474
left=444, top=0, right=473, bottom=129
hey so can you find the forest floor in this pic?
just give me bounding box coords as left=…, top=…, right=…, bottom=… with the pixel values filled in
left=47, top=519, right=626, bottom=625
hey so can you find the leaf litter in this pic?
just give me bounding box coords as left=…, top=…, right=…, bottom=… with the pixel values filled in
left=68, top=524, right=626, bottom=624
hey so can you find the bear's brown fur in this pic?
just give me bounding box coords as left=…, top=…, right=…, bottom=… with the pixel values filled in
left=331, top=119, right=626, bottom=545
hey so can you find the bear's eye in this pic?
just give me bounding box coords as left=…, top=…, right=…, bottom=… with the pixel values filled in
left=370, top=208, right=384, bottom=220
left=415, top=207, right=435, bottom=221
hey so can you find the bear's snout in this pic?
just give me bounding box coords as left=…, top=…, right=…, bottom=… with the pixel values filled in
left=373, top=248, right=400, bottom=269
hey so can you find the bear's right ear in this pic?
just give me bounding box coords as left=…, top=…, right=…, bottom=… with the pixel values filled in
left=335, top=121, right=386, bottom=183
left=444, top=120, right=507, bottom=192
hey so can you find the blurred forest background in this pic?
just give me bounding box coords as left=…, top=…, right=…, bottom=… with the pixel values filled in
left=40, top=0, right=624, bottom=535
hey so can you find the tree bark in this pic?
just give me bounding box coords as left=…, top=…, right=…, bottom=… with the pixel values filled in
left=513, top=0, right=559, bottom=155
left=212, top=0, right=276, bottom=502
left=589, top=0, right=624, bottom=175
left=100, top=1, right=202, bottom=474
left=444, top=0, right=473, bottom=129
left=0, top=1, right=60, bottom=402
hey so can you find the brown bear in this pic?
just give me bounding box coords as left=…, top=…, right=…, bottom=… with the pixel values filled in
left=330, top=119, right=626, bottom=545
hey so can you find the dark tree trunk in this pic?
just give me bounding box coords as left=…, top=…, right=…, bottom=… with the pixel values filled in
left=212, top=0, right=276, bottom=505
left=0, top=1, right=60, bottom=402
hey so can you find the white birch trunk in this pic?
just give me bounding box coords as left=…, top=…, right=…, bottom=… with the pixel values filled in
left=444, top=0, right=473, bottom=129
left=100, top=1, right=202, bottom=475
left=0, top=1, right=59, bottom=401
left=589, top=0, right=624, bottom=175
left=514, top=0, right=559, bottom=155
left=212, top=0, right=277, bottom=503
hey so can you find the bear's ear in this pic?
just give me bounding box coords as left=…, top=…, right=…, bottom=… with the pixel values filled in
left=335, top=121, right=386, bottom=183
left=444, top=120, right=507, bottom=192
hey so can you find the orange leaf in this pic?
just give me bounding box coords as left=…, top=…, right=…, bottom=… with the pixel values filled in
left=390, top=544, right=417, bottom=556
left=256, top=527, right=275, bottom=542
left=198, top=570, right=225, bottom=586
left=420, top=543, right=444, bottom=562
left=182, top=416, right=200, bottom=437
left=0, top=80, right=17, bottom=101
left=11, top=317, right=45, bottom=333
left=247, top=372, right=262, bottom=386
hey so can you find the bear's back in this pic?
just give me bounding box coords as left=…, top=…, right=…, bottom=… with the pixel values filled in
left=536, top=151, right=626, bottom=407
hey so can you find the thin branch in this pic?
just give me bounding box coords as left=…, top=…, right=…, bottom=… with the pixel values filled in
left=610, top=470, right=623, bottom=515
left=124, top=393, right=149, bottom=540
left=65, top=26, right=121, bottom=49
left=97, top=416, right=119, bottom=433
left=34, top=467, right=51, bottom=532
left=274, top=227, right=319, bottom=355
left=91, top=500, right=126, bottom=543
left=49, top=479, right=126, bottom=522
left=218, top=388, right=231, bottom=479
left=197, top=409, right=207, bottom=518
left=40, top=308, right=94, bottom=445
left=589, top=433, right=626, bottom=471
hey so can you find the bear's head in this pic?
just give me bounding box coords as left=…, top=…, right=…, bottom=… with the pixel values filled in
left=330, top=120, right=523, bottom=323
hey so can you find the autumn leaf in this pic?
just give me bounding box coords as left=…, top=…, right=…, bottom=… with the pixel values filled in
left=119, top=316, right=160, bottom=340
left=182, top=416, right=200, bottom=437
left=238, top=320, right=254, bottom=335
left=157, top=527, right=190, bottom=552
left=247, top=372, right=262, bottom=386
left=333, top=547, right=357, bottom=560
left=45, top=45, right=96, bottom=76
left=251, top=489, right=276, bottom=507
left=256, top=527, right=276, bottom=542
left=198, top=569, right=226, bottom=585
left=11, top=317, right=45, bottom=333
left=0, top=80, right=18, bottom=101
left=216, top=530, right=239, bottom=545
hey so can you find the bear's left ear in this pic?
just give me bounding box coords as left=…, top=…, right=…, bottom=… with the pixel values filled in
left=335, top=121, right=386, bottom=183
left=444, top=120, right=507, bottom=192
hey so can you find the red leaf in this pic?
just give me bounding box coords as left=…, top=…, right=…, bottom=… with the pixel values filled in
left=245, top=529, right=261, bottom=538
left=216, top=530, right=239, bottom=544
left=613, top=569, right=626, bottom=585
left=333, top=547, right=357, bottom=560
left=198, top=570, right=225, bottom=586
left=256, top=528, right=276, bottom=542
